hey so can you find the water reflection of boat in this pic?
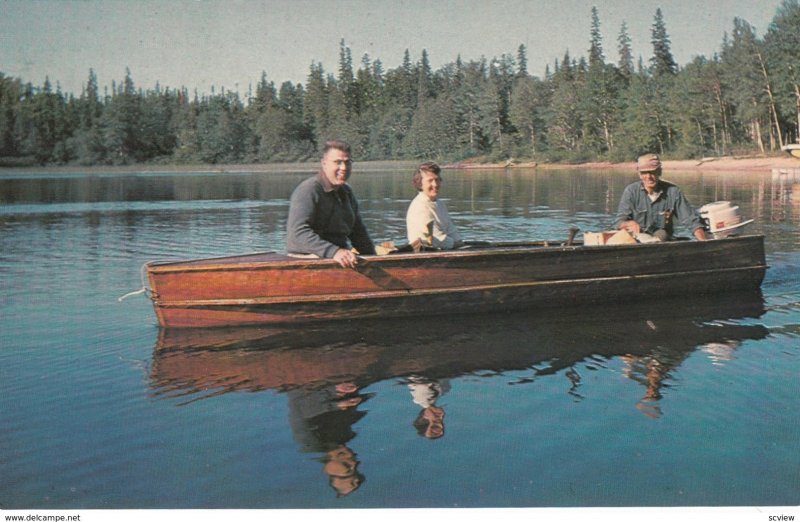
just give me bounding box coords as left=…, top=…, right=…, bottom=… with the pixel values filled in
left=151, top=294, right=768, bottom=397
left=150, top=294, right=768, bottom=494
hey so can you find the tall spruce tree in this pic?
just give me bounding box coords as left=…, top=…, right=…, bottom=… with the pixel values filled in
left=582, top=7, right=619, bottom=153
left=588, top=7, right=604, bottom=67
left=516, top=44, right=529, bottom=78
left=650, top=8, right=678, bottom=77
left=303, top=62, right=329, bottom=147
left=416, top=49, right=434, bottom=101
left=0, top=74, right=21, bottom=158
left=617, top=22, right=635, bottom=82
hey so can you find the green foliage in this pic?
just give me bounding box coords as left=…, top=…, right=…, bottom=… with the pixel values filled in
left=1, top=3, right=798, bottom=167
left=650, top=8, right=678, bottom=77
left=763, top=0, right=800, bottom=143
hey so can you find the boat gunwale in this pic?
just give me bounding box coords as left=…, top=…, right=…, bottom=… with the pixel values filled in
left=145, top=234, right=766, bottom=275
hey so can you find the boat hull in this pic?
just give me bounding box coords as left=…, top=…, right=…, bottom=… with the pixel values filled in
left=782, top=144, right=800, bottom=159
left=145, top=235, right=767, bottom=328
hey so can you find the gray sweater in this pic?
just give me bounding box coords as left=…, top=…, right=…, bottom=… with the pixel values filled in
left=286, top=173, right=376, bottom=258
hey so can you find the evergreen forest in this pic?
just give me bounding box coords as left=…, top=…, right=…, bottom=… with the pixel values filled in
left=1, top=2, right=799, bottom=167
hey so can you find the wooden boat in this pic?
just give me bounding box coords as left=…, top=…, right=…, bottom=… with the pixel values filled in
left=144, top=234, right=767, bottom=329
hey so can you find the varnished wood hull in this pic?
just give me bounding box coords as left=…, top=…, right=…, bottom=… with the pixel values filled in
left=145, top=235, right=767, bottom=328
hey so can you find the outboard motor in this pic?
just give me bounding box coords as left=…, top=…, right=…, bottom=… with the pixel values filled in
left=699, top=201, right=754, bottom=239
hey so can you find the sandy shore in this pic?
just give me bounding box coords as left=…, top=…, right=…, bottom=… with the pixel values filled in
left=445, top=155, right=800, bottom=173
left=1, top=156, right=798, bottom=175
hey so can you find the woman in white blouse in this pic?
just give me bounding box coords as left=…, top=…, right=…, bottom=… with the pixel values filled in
left=406, top=161, right=463, bottom=249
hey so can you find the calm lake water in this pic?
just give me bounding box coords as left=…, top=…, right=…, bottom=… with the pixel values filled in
left=1, top=164, right=799, bottom=510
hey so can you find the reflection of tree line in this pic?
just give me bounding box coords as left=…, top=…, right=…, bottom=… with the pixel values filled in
left=150, top=296, right=767, bottom=497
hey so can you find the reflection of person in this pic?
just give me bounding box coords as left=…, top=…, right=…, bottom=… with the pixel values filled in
left=408, top=376, right=449, bottom=439
left=323, top=445, right=364, bottom=497
left=614, top=153, right=707, bottom=242
left=621, top=345, right=689, bottom=419
left=621, top=354, right=665, bottom=418
left=286, top=381, right=368, bottom=496
left=286, top=140, right=376, bottom=268
left=406, top=162, right=463, bottom=250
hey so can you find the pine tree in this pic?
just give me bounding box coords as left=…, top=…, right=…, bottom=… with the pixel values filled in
left=581, top=6, right=620, bottom=154
left=720, top=18, right=772, bottom=151
left=763, top=0, right=800, bottom=143
left=402, top=49, right=417, bottom=110
left=509, top=75, right=547, bottom=159
left=490, top=53, right=516, bottom=140
left=417, top=49, right=434, bottom=101
left=617, top=70, right=663, bottom=156
left=403, top=95, right=458, bottom=159
left=303, top=62, right=329, bottom=147
left=546, top=52, right=583, bottom=154
left=588, top=6, right=604, bottom=68
left=650, top=8, right=678, bottom=77
left=617, top=22, right=635, bottom=82
left=0, top=74, right=21, bottom=158
left=516, top=44, right=529, bottom=78
left=173, top=87, right=200, bottom=163
left=452, top=58, right=491, bottom=156
left=337, top=39, right=358, bottom=116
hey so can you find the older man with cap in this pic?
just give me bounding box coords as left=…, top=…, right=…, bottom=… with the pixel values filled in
left=614, top=153, right=707, bottom=241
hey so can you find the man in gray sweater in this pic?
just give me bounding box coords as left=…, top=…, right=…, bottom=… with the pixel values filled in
left=286, top=140, right=376, bottom=268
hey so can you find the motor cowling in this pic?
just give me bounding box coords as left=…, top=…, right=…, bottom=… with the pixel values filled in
left=699, top=201, right=754, bottom=238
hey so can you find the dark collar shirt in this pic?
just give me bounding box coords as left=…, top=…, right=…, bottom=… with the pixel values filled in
left=286, top=171, right=376, bottom=258
left=613, top=179, right=704, bottom=236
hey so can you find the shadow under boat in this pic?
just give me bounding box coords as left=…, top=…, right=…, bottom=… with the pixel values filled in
left=150, top=290, right=769, bottom=402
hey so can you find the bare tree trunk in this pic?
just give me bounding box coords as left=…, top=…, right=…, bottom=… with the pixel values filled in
left=697, top=120, right=705, bottom=149
left=755, top=47, right=784, bottom=148
left=753, top=118, right=765, bottom=154
left=713, top=81, right=729, bottom=155
left=469, top=111, right=475, bottom=152
left=795, top=83, right=800, bottom=143
left=712, top=121, right=719, bottom=155
left=603, top=119, right=612, bottom=151
left=769, top=122, right=776, bottom=151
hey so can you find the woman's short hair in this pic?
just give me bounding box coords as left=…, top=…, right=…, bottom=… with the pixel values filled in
left=412, top=161, right=442, bottom=191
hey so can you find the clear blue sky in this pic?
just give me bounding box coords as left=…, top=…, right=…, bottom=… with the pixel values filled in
left=0, top=0, right=784, bottom=97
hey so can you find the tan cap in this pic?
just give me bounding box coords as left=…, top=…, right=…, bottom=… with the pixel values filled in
left=637, top=153, right=662, bottom=172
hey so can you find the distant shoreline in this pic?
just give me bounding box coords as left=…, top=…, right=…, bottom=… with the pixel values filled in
left=443, top=155, right=800, bottom=173
left=1, top=155, right=797, bottom=175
